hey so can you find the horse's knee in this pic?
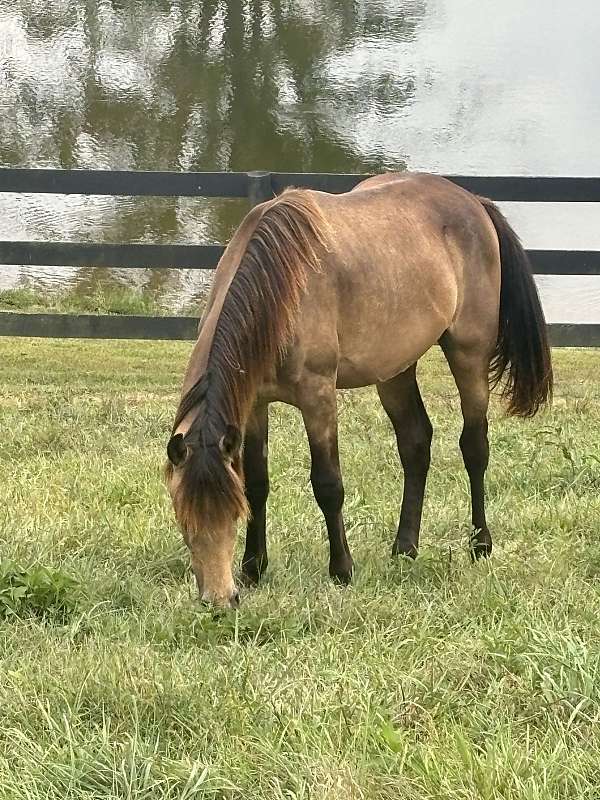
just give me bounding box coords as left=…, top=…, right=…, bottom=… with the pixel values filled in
left=460, top=421, right=489, bottom=473
left=245, top=477, right=269, bottom=509
left=399, top=418, right=433, bottom=476
left=311, top=473, right=344, bottom=515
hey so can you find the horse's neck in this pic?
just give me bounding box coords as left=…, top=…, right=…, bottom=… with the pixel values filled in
left=180, top=202, right=268, bottom=396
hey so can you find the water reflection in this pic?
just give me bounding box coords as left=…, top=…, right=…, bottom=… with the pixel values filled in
left=0, top=0, right=598, bottom=319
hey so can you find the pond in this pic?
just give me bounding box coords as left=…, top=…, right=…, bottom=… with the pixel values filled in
left=0, top=0, right=599, bottom=321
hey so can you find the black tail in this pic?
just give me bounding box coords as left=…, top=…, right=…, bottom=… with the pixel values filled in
left=479, top=197, right=553, bottom=417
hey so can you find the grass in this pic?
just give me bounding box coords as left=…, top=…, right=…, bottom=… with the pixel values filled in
left=0, top=338, right=599, bottom=799
left=0, top=286, right=200, bottom=316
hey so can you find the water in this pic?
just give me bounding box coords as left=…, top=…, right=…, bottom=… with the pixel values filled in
left=1, top=0, right=599, bottom=320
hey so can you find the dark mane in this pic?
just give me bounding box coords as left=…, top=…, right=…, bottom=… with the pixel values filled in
left=169, top=189, right=328, bottom=530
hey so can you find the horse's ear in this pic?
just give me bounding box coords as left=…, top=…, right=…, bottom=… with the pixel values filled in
left=219, top=425, right=242, bottom=461
left=167, top=433, right=189, bottom=466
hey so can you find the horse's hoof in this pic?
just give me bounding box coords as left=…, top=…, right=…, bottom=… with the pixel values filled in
left=470, top=529, right=492, bottom=561
left=241, top=556, right=268, bottom=586
left=330, top=561, right=354, bottom=585
left=392, top=538, right=418, bottom=559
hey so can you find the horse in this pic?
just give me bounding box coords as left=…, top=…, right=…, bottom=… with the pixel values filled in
left=165, top=172, right=553, bottom=608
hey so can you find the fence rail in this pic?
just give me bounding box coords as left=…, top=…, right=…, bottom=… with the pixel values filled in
left=3, top=168, right=600, bottom=201
left=0, top=242, right=226, bottom=269
left=1, top=242, right=599, bottom=275
left=0, top=313, right=598, bottom=348
left=1, top=168, right=599, bottom=346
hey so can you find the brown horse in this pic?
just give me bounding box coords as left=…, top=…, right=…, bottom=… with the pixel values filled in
left=165, top=172, right=552, bottom=608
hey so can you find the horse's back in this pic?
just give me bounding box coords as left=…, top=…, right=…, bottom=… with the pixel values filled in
left=295, top=173, right=500, bottom=388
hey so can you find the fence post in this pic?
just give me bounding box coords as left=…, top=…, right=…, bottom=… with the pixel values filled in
left=247, top=170, right=273, bottom=207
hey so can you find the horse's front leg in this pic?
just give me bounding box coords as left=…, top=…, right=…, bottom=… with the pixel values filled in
left=299, top=375, right=354, bottom=584
left=241, top=403, right=270, bottom=585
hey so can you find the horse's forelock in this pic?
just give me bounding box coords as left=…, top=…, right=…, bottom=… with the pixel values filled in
left=175, top=438, right=248, bottom=536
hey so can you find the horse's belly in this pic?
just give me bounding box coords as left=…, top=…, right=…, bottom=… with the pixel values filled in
left=336, top=331, right=441, bottom=388
left=335, top=298, right=453, bottom=388
left=336, top=355, right=416, bottom=389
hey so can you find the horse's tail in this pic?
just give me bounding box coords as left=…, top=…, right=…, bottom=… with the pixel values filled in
left=478, top=197, right=553, bottom=417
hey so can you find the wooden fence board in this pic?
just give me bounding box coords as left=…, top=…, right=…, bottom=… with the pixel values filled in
left=0, top=313, right=597, bottom=347
left=1, top=243, right=598, bottom=275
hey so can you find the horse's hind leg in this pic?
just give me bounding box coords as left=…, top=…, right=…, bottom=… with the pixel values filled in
left=440, top=337, right=493, bottom=559
left=241, top=403, right=270, bottom=584
left=299, top=375, right=354, bottom=584
left=377, top=364, right=433, bottom=559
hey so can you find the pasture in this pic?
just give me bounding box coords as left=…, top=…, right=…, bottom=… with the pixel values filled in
left=1, top=337, right=599, bottom=799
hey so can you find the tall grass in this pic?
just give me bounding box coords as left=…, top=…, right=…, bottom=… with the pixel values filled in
left=0, top=286, right=201, bottom=316
left=0, top=338, right=599, bottom=799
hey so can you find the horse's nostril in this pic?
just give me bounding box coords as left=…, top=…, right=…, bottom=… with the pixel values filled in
left=200, top=589, right=240, bottom=609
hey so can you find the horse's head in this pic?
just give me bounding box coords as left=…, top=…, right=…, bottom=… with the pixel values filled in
left=165, top=423, right=247, bottom=608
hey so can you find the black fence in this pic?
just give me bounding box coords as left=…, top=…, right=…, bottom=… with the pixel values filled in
left=1, top=168, right=599, bottom=347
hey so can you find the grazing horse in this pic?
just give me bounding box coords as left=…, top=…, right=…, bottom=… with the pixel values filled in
left=165, top=172, right=552, bottom=608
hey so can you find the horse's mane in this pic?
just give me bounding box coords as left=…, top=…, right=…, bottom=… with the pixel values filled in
left=168, top=189, right=328, bottom=532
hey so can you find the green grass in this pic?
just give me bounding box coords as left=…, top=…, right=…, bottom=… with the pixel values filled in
left=0, top=286, right=200, bottom=316
left=0, top=338, right=599, bottom=799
